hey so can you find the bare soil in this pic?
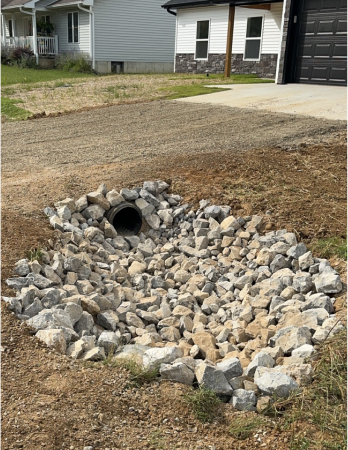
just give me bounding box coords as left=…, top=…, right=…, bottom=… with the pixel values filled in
left=1, top=101, right=347, bottom=450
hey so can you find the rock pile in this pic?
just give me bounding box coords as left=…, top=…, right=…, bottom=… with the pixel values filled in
left=4, top=181, right=344, bottom=411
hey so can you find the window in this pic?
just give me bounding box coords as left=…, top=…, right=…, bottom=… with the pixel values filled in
left=8, top=19, right=13, bottom=37
left=68, top=12, right=79, bottom=43
left=195, top=20, right=209, bottom=59
left=244, top=16, right=263, bottom=60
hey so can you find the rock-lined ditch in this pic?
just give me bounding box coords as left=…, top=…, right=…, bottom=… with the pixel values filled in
left=4, top=181, right=344, bottom=412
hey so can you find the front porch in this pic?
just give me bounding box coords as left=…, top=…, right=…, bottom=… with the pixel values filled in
left=2, top=35, right=59, bottom=56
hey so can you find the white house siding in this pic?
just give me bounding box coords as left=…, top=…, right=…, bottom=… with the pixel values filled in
left=175, top=3, right=283, bottom=78
left=176, top=6, right=229, bottom=54
left=176, top=4, right=282, bottom=55
left=52, top=8, right=90, bottom=54
left=232, top=4, right=283, bottom=54
left=93, top=0, right=175, bottom=68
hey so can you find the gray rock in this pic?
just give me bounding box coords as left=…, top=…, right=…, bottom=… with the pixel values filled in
left=98, top=331, right=120, bottom=355
left=292, top=272, right=313, bottom=294
left=255, top=372, right=299, bottom=397
left=143, top=346, right=184, bottom=370
left=145, top=214, right=161, bottom=230
left=287, top=243, right=307, bottom=259
left=24, top=298, right=43, bottom=318
left=96, top=310, right=119, bottom=331
left=74, top=311, right=95, bottom=334
left=139, top=189, right=160, bottom=207
left=204, top=205, right=221, bottom=219
left=106, top=190, right=124, bottom=207
left=298, top=251, right=315, bottom=271
left=216, top=357, right=243, bottom=380
left=195, top=362, right=233, bottom=396
left=230, top=389, right=256, bottom=411
left=160, top=362, right=195, bottom=385
left=14, top=259, right=30, bottom=276
left=83, top=347, right=105, bottom=361
left=314, top=270, right=342, bottom=294
left=301, top=294, right=334, bottom=314
left=41, top=288, right=61, bottom=309
left=82, top=204, right=105, bottom=221
left=292, top=344, right=316, bottom=359
left=245, top=352, right=275, bottom=377
left=2, top=296, right=22, bottom=315
left=120, top=188, right=139, bottom=201
left=6, top=277, right=30, bottom=291
left=143, top=181, right=158, bottom=195
left=273, top=326, right=313, bottom=355
left=135, top=198, right=154, bottom=217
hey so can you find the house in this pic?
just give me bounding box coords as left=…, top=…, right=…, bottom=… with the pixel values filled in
left=161, top=0, right=347, bottom=86
left=1, top=0, right=176, bottom=73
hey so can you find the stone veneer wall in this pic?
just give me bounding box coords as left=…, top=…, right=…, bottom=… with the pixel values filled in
left=175, top=53, right=278, bottom=79
left=277, top=0, right=293, bottom=84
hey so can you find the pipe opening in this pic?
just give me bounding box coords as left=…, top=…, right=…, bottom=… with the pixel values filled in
left=106, top=203, right=143, bottom=236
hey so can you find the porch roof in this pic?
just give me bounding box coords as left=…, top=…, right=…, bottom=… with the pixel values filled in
left=161, top=0, right=282, bottom=9
left=1, top=0, right=37, bottom=10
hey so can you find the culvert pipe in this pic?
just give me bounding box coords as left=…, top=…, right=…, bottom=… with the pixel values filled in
left=106, top=202, right=143, bottom=236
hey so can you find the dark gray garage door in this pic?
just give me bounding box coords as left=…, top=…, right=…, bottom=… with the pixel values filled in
left=291, top=0, right=347, bottom=85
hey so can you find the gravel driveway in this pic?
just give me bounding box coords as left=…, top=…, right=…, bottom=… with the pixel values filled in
left=2, top=101, right=345, bottom=173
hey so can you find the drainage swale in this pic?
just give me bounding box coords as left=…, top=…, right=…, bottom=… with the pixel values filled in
left=106, top=202, right=142, bottom=236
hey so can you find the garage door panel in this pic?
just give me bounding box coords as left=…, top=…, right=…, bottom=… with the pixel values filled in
left=337, top=19, right=347, bottom=33
left=292, top=0, right=347, bottom=85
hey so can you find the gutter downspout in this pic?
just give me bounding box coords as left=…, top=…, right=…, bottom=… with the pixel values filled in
left=19, top=7, right=38, bottom=64
left=78, top=3, right=94, bottom=70
left=1, top=14, right=6, bottom=46
left=166, top=7, right=177, bottom=16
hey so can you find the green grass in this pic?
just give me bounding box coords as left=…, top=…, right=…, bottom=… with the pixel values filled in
left=267, top=329, right=347, bottom=450
left=105, top=356, right=159, bottom=387
left=1, top=96, right=31, bottom=120
left=167, top=73, right=274, bottom=84
left=183, top=385, right=221, bottom=423
left=25, top=247, right=44, bottom=263
left=1, top=65, right=95, bottom=86
left=310, top=237, right=347, bottom=260
left=160, top=84, right=229, bottom=100
left=229, top=415, right=269, bottom=440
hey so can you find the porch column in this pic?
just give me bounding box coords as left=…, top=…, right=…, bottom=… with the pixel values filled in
left=32, top=8, right=38, bottom=63
left=1, top=14, right=6, bottom=45
left=224, top=5, right=235, bottom=78
left=11, top=13, right=16, bottom=37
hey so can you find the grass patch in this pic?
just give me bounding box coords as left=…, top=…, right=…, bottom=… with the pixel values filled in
left=310, top=237, right=347, bottom=260
left=105, top=357, right=159, bottom=387
left=1, top=96, right=31, bottom=120
left=167, top=74, right=274, bottom=84
left=1, top=65, right=95, bottom=86
left=25, top=247, right=44, bottom=263
left=160, top=84, right=229, bottom=100
left=229, top=415, right=268, bottom=440
left=268, top=329, right=347, bottom=450
left=183, top=385, right=221, bottom=423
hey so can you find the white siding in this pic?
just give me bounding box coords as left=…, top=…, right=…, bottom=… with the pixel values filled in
left=176, top=3, right=283, bottom=55
left=93, top=0, right=175, bottom=62
left=53, top=9, right=90, bottom=54
left=176, top=6, right=229, bottom=54
left=232, top=4, right=283, bottom=54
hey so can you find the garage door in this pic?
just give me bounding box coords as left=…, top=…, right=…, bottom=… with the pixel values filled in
left=291, top=0, right=347, bottom=85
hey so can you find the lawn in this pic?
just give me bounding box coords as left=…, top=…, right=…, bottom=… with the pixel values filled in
left=1, top=65, right=96, bottom=86
left=1, top=66, right=273, bottom=121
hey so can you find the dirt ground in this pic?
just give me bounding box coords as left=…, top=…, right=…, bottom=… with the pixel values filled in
left=1, top=101, right=347, bottom=450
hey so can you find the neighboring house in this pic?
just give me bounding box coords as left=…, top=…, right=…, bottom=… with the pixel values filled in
left=161, top=0, right=347, bottom=86
left=1, top=0, right=176, bottom=73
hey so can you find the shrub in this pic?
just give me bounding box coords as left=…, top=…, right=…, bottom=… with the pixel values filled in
left=11, top=47, right=37, bottom=68
left=1, top=45, right=12, bottom=65
left=55, top=51, right=92, bottom=73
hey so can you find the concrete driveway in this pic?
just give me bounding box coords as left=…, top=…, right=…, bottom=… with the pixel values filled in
left=177, top=83, right=347, bottom=121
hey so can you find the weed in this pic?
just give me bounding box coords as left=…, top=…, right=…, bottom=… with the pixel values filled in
left=310, top=237, right=347, bottom=260
left=107, top=357, right=159, bottom=387
left=55, top=51, right=93, bottom=73
left=148, top=430, right=166, bottom=449
left=1, top=87, right=15, bottom=96
left=25, top=247, right=44, bottom=263
left=183, top=385, right=221, bottom=423
left=229, top=415, right=268, bottom=440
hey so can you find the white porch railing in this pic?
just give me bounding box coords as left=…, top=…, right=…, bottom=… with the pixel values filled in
left=2, top=36, right=58, bottom=56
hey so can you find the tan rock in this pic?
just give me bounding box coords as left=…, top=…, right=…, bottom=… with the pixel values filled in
left=192, top=332, right=217, bottom=358
left=128, top=261, right=147, bottom=276
left=80, top=296, right=101, bottom=315
left=36, top=329, right=66, bottom=354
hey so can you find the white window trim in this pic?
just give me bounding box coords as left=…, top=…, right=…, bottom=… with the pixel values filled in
left=67, top=11, right=79, bottom=44
left=194, top=19, right=210, bottom=61
left=243, top=16, right=264, bottom=62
